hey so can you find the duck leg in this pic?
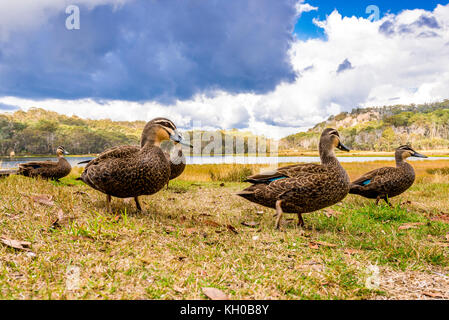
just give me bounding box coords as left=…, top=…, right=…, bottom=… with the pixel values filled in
left=375, top=196, right=381, bottom=206
left=275, top=200, right=284, bottom=230
left=384, top=197, right=393, bottom=207
left=297, top=213, right=305, bottom=227
left=106, top=194, right=112, bottom=213
left=134, top=197, right=142, bottom=212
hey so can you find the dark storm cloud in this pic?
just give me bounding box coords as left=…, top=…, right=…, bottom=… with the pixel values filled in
left=0, top=0, right=298, bottom=102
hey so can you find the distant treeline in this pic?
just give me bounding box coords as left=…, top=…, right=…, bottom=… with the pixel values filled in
left=0, top=108, right=274, bottom=156
left=280, top=100, right=449, bottom=151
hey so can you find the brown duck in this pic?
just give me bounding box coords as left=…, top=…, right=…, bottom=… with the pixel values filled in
left=237, top=128, right=351, bottom=229
left=141, top=118, right=188, bottom=187
left=17, top=146, right=71, bottom=181
left=78, top=120, right=189, bottom=212
left=349, top=145, right=427, bottom=206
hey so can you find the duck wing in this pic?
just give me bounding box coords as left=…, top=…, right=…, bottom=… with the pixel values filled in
left=84, top=146, right=140, bottom=168
left=245, top=163, right=325, bottom=184
left=351, top=167, right=396, bottom=187
left=19, top=160, right=58, bottom=170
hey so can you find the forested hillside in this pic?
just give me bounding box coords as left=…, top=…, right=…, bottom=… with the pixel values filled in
left=0, top=108, right=144, bottom=155
left=2, top=101, right=449, bottom=156
left=280, top=100, right=449, bottom=152
left=0, top=108, right=273, bottom=156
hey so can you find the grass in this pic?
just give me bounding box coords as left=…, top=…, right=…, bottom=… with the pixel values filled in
left=0, top=161, right=448, bottom=299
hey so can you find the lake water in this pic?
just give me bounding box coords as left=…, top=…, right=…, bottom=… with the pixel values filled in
left=0, top=155, right=445, bottom=169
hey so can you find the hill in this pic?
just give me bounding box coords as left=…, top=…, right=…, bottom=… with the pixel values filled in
left=280, top=100, right=449, bottom=152
left=0, top=108, right=273, bottom=156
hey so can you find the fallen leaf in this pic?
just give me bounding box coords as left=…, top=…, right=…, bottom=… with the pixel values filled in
left=344, top=249, right=364, bottom=255
left=173, top=286, right=186, bottom=293
left=70, top=235, right=94, bottom=241
left=202, top=287, right=229, bottom=300
left=164, top=226, right=176, bottom=233
left=431, top=215, right=449, bottom=224
left=73, top=191, right=88, bottom=196
left=436, top=242, right=449, bottom=247
left=0, top=236, right=31, bottom=251
left=398, top=222, right=426, bottom=230
left=308, top=243, right=320, bottom=250
left=423, top=291, right=444, bottom=298
left=31, top=194, right=54, bottom=207
left=50, top=209, right=66, bottom=229
left=202, top=220, right=221, bottom=228
left=323, top=209, right=342, bottom=218
left=241, top=221, right=260, bottom=228
left=309, top=241, right=337, bottom=248
left=226, top=225, right=238, bottom=234
left=184, top=227, right=198, bottom=235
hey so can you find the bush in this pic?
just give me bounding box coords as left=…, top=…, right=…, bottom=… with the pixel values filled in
left=209, top=166, right=254, bottom=182
left=426, top=167, right=449, bottom=175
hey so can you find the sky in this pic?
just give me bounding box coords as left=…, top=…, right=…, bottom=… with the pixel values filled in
left=1, top=0, right=449, bottom=139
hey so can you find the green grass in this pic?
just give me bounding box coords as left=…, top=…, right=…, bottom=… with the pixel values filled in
left=0, top=162, right=448, bottom=299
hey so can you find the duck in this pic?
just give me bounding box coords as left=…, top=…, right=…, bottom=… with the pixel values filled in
left=141, top=118, right=187, bottom=188
left=17, top=146, right=71, bottom=181
left=237, top=128, right=351, bottom=229
left=349, top=145, right=427, bottom=206
left=78, top=120, right=190, bottom=212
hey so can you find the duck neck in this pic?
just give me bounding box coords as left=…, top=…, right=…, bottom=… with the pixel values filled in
left=319, top=144, right=339, bottom=166
left=395, top=154, right=412, bottom=171
left=141, top=139, right=161, bottom=151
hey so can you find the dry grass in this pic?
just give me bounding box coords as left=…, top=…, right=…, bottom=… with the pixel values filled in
left=0, top=160, right=448, bottom=299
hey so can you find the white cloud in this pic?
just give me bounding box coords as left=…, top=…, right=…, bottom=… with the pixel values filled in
left=296, top=2, right=318, bottom=15
left=0, top=0, right=129, bottom=41
left=2, top=4, right=449, bottom=140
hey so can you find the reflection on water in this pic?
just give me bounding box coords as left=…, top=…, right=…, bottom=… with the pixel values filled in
left=0, top=155, right=443, bottom=169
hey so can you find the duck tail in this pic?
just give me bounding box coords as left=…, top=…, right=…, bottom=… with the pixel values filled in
left=349, top=184, right=363, bottom=195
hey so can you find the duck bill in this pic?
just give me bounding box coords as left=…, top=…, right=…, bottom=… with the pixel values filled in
left=337, top=142, right=351, bottom=152
left=412, top=152, right=428, bottom=158
left=170, top=131, right=194, bottom=148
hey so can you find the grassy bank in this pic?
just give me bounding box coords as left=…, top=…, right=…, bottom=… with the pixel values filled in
left=0, top=161, right=448, bottom=299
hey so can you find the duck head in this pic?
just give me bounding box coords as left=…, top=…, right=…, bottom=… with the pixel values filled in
left=56, top=146, right=69, bottom=157
left=141, top=118, right=193, bottom=148
left=320, top=128, right=350, bottom=153
left=396, top=145, right=427, bottom=161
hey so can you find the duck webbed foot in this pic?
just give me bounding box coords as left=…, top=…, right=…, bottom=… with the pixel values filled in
left=376, top=195, right=393, bottom=207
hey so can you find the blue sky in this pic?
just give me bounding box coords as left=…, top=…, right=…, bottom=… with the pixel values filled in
left=1, top=1, right=449, bottom=137
left=294, top=0, right=448, bottom=39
